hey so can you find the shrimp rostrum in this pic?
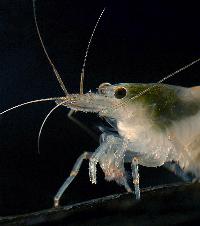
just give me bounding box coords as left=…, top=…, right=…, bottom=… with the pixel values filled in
left=1, top=0, right=200, bottom=208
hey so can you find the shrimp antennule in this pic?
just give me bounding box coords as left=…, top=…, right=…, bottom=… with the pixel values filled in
left=33, top=0, right=68, bottom=95
left=80, top=8, right=106, bottom=94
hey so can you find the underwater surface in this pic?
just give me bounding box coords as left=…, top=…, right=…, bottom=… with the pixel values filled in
left=0, top=0, right=200, bottom=225
left=1, top=183, right=200, bottom=226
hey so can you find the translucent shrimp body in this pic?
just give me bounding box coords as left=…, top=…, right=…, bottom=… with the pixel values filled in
left=52, top=82, right=200, bottom=206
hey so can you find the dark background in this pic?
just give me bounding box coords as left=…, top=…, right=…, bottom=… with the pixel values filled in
left=0, top=0, right=200, bottom=216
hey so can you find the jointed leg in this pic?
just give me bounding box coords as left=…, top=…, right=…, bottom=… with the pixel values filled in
left=54, top=151, right=92, bottom=207
left=131, top=157, right=140, bottom=199
left=164, top=162, right=193, bottom=182
left=89, top=146, right=106, bottom=184
left=123, top=177, right=133, bottom=193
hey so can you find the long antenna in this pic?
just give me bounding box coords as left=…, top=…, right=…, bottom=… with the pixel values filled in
left=0, top=97, right=63, bottom=115
left=112, top=57, right=200, bottom=110
left=32, top=0, right=68, bottom=95
left=80, top=8, right=106, bottom=94
left=129, top=58, right=200, bottom=101
left=37, top=100, right=67, bottom=153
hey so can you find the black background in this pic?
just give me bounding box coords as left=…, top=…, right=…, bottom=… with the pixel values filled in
left=0, top=0, right=200, bottom=216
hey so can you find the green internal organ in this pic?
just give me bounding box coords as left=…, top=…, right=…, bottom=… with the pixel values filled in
left=122, top=83, right=200, bottom=129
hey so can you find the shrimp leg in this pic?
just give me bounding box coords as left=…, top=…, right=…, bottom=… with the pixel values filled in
left=122, top=176, right=133, bottom=193
left=131, top=157, right=140, bottom=199
left=54, top=152, right=92, bottom=207
left=163, top=162, right=192, bottom=182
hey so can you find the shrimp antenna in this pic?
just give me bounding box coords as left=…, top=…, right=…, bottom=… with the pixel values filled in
left=112, top=57, right=200, bottom=111
left=0, top=97, right=64, bottom=116
left=37, top=101, right=67, bottom=153
left=33, top=0, right=68, bottom=95
left=80, top=8, right=106, bottom=94
left=129, top=57, right=200, bottom=102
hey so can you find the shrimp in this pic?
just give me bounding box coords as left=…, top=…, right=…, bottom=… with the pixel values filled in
left=1, top=0, right=200, bottom=208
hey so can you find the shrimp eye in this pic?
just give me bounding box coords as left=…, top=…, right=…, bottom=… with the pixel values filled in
left=98, top=82, right=111, bottom=94
left=114, top=87, right=127, bottom=99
